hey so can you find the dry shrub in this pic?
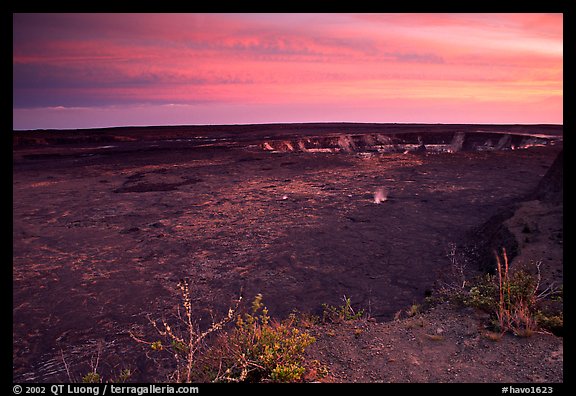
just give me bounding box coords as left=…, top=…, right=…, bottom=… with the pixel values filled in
left=495, top=249, right=538, bottom=337
left=130, top=279, right=240, bottom=382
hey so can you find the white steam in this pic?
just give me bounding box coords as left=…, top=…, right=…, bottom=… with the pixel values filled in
left=374, top=187, right=388, bottom=204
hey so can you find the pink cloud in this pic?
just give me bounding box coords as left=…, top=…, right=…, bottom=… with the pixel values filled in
left=13, top=13, right=562, bottom=129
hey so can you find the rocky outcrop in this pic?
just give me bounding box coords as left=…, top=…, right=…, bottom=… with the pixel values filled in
left=465, top=205, right=520, bottom=273
left=464, top=149, right=563, bottom=273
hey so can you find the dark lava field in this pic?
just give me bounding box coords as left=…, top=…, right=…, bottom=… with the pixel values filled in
left=13, top=123, right=562, bottom=381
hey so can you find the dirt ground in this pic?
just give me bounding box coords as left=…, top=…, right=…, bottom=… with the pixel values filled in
left=12, top=125, right=562, bottom=382
left=307, top=302, right=563, bottom=383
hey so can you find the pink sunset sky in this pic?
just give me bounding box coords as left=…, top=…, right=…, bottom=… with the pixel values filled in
left=13, top=13, right=563, bottom=130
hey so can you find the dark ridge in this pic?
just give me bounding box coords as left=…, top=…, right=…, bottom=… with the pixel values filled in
left=531, top=150, right=563, bottom=204
left=13, top=122, right=563, bottom=148
left=464, top=204, right=520, bottom=273
left=114, top=178, right=203, bottom=193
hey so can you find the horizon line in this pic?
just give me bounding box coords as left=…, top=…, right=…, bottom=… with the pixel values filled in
left=13, top=120, right=564, bottom=133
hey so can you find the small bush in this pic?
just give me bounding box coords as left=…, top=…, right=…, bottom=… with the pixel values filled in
left=465, top=273, right=499, bottom=311
left=535, top=311, right=563, bottom=335
left=211, top=294, right=316, bottom=383
left=452, top=249, right=562, bottom=337
left=132, top=286, right=318, bottom=383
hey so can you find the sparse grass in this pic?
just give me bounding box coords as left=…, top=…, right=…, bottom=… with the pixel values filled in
left=116, top=368, right=133, bottom=383
left=446, top=242, right=468, bottom=290
left=60, top=345, right=133, bottom=383
left=406, top=303, right=420, bottom=318
left=534, top=311, right=563, bottom=335
left=322, top=296, right=366, bottom=323
left=394, top=302, right=422, bottom=322
left=404, top=317, right=425, bottom=329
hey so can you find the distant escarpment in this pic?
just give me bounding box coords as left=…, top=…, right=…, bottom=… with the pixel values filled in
left=260, top=131, right=560, bottom=154
left=13, top=123, right=562, bottom=151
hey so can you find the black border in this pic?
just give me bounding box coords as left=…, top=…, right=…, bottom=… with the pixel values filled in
left=9, top=1, right=572, bottom=389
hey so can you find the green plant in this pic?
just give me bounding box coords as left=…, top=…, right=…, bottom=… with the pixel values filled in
left=213, top=294, right=316, bottom=383
left=150, top=340, right=163, bottom=351
left=465, top=273, right=499, bottom=311
left=270, top=363, right=306, bottom=382
left=322, top=295, right=365, bottom=323
left=81, top=372, right=101, bottom=383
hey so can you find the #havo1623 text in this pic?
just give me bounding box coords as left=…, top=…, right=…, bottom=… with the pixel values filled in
left=502, top=386, right=553, bottom=394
